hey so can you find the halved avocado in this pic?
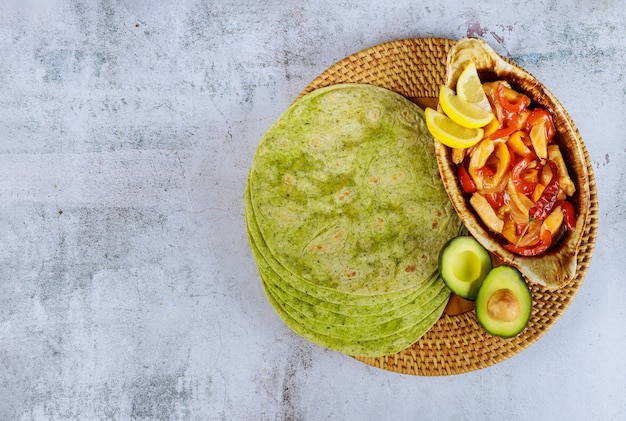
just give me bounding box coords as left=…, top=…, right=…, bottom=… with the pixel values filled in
left=475, top=265, right=532, bottom=338
left=439, top=236, right=492, bottom=300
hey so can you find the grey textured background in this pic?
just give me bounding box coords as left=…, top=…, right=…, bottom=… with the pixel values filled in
left=1, top=1, right=625, bottom=420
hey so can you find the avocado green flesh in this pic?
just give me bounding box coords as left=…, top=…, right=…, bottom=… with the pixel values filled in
left=245, top=83, right=463, bottom=356
left=439, top=236, right=492, bottom=300
left=475, top=266, right=532, bottom=338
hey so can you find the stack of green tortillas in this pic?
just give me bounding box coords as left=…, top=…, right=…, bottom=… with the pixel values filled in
left=245, top=84, right=463, bottom=357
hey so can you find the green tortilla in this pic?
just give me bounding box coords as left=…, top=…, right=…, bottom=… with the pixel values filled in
left=262, top=275, right=450, bottom=357
left=248, top=84, right=460, bottom=295
left=248, top=222, right=430, bottom=317
left=264, top=272, right=446, bottom=331
left=245, top=183, right=437, bottom=307
left=246, top=83, right=462, bottom=357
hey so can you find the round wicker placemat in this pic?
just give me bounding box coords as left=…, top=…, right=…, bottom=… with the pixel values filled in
left=298, top=38, right=598, bottom=376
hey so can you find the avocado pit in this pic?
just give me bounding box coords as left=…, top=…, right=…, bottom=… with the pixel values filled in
left=486, top=289, right=520, bottom=322
left=475, top=265, right=532, bottom=338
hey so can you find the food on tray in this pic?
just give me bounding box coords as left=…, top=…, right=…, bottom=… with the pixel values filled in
left=451, top=78, right=576, bottom=257
left=433, top=38, right=590, bottom=289
left=439, top=236, right=492, bottom=300
left=428, top=50, right=577, bottom=258
left=438, top=236, right=531, bottom=337
left=245, top=83, right=463, bottom=357
left=475, top=265, right=532, bottom=338
left=246, top=37, right=592, bottom=363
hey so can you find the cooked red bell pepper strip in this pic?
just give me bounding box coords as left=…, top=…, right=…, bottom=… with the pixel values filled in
left=512, top=152, right=538, bottom=195
left=529, top=161, right=560, bottom=220
left=476, top=166, right=495, bottom=178
left=557, top=200, right=576, bottom=231
left=504, top=225, right=552, bottom=256
left=490, top=114, right=520, bottom=140
left=526, top=108, right=556, bottom=140
left=458, top=163, right=477, bottom=194
left=485, top=191, right=505, bottom=209
left=496, top=82, right=530, bottom=113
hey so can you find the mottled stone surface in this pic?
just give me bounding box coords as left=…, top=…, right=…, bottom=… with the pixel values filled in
left=0, top=1, right=624, bottom=419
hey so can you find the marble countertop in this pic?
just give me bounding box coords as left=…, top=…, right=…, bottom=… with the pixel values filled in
left=1, top=1, right=624, bottom=419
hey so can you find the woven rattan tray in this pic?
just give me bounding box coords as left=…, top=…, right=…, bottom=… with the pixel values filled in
left=297, top=38, right=598, bottom=376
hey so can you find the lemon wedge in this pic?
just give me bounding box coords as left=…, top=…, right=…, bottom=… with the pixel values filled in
left=425, top=107, right=484, bottom=149
left=456, top=61, right=492, bottom=113
left=438, top=85, right=494, bottom=129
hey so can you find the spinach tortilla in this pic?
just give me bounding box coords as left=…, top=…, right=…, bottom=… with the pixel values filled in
left=246, top=83, right=461, bottom=356
left=261, top=274, right=450, bottom=357
left=245, top=183, right=441, bottom=307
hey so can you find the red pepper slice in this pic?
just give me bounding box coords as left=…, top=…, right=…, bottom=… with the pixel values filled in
left=558, top=200, right=576, bottom=231
left=490, top=114, right=519, bottom=140
left=486, top=191, right=505, bottom=209
left=496, top=83, right=530, bottom=113
left=476, top=166, right=495, bottom=178
left=512, top=152, right=538, bottom=195
left=504, top=226, right=552, bottom=256
left=458, top=163, right=477, bottom=194
left=526, top=109, right=556, bottom=140
left=529, top=161, right=560, bottom=220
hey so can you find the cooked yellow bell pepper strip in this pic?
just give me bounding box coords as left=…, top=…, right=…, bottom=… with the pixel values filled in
left=529, top=161, right=560, bottom=220
left=501, top=218, right=520, bottom=245
left=468, top=138, right=494, bottom=189
left=507, top=130, right=532, bottom=157
left=482, top=142, right=511, bottom=190
left=483, top=118, right=500, bottom=139
left=531, top=182, right=545, bottom=202
left=543, top=206, right=564, bottom=236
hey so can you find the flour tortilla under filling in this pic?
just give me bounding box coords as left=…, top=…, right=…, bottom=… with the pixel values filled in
left=246, top=83, right=462, bottom=356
